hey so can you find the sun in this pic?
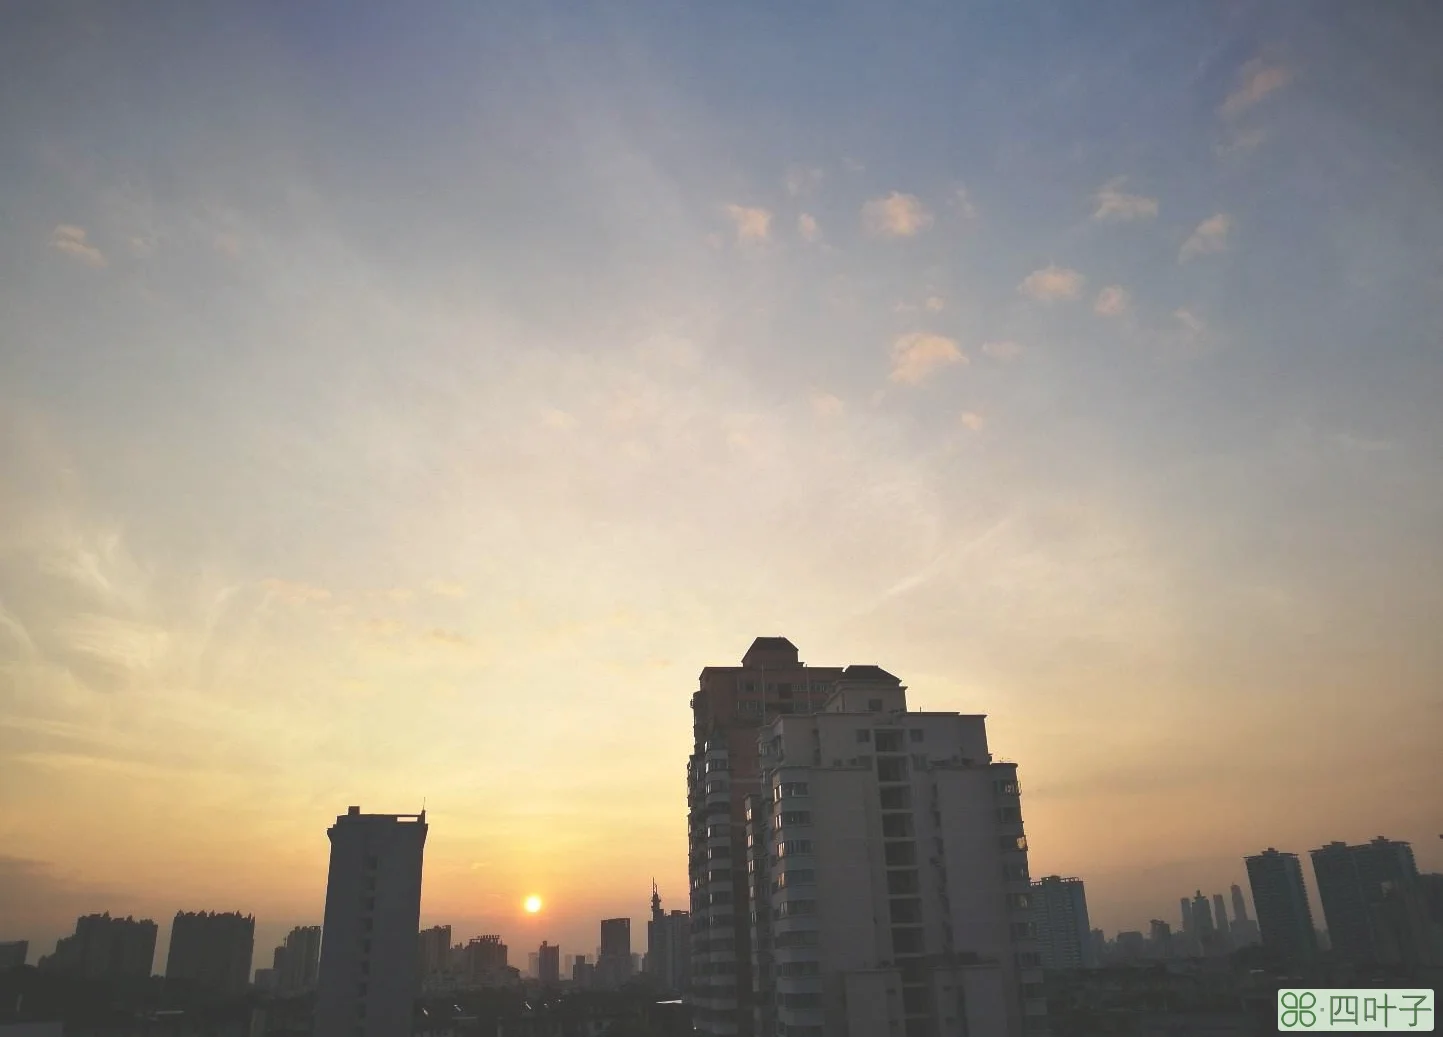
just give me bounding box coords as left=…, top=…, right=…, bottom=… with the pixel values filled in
left=523, top=895, right=543, bottom=914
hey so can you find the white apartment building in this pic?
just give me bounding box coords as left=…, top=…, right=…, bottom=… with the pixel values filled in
left=314, top=807, right=429, bottom=1037
left=1029, top=876, right=1093, bottom=970
left=745, top=669, right=1048, bottom=1037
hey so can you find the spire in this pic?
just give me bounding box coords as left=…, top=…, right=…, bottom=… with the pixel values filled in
left=651, top=879, right=662, bottom=919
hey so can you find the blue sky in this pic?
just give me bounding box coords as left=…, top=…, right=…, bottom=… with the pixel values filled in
left=1, top=0, right=1441, bottom=966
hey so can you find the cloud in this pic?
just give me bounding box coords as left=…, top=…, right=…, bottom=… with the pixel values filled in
left=49, top=225, right=107, bottom=268
left=951, top=185, right=977, bottom=220
left=982, top=341, right=1024, bottom=361
left=797, top=213, right=820, bottom=242
left=1217, top=127, right=1268, bottom=156
left=1220, top=61, right=1293, bottom=118
left=1180, top=214, right=1231, bottom=261
left=725, top=205, right=772, bottom=243
left=425, top=628, right=471, bottom=648
left=424, top=580, right=467, bottom=599
left=785, top=166, right=824, bottom=197
left=540, top=408, right=577, bottom=431
left=1174, top=308, right=1205, bottom=337
left=260, top=578, right=332, bottom=605
left=959, top=411, right=986, bottom=431
left=924, top=296, right=945, bottom=313
left=1094, top=285, right=1131, bottom=317
left=1092, top=178, right=1158, bottom=221
left=811, top=392, right=844, bottom=418
left=889, top=333, right=966, bottom=385
left=1018, top=265, right=1084, bottom=302
left=862, top=192, right=933, bottom=238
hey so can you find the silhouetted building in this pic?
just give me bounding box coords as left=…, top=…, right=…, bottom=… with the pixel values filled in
left=270, top=925, right=320, bottom=993
left=1031, top=876, right=1094, bottom=970
left=417, top=926, right=451, bottom=982
left=596, top=918, right=631, bottom=989
left=461, top=935, right=507, bottom=980
left=538, top=942, right=560, bottom=986
left=1115, top=931, right=1146, bottom=962
left=39, top=913, right=157, bottom=979
left=166, top=911, right=254, bottom=996
left=527, top=951, right=539, bottom=979
left=1228, top=884, right=1259, bottom=947
left=1148, top=920, right=1172, bottom=959
left=743, top=668, right=1047, bottom=1037
left=1179, top=897, right=1192, bottom=937
left=572, top=954, right=594, bottom=988
left=689, top=637, right=849, bottom=1037
left=1212, top=894, right=1230, bottom=939
left=0, top=940, right=27, bottom=969
left=1311, top=837, right=1419, bottom=964
left=254, top=967, right=277, bottom=991
left=646, top=883, right=691, bottom=996
left=314, top=806, right=428, bottom=1037
left=1246, top=848, right=1318, bottom=963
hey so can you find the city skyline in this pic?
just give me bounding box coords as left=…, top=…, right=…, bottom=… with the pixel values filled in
left=3, top=0, right=1443, bottom=982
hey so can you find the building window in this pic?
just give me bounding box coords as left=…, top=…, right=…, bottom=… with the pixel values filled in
left=909, top=729, right=924, bottom=743
left=875, top=730, right=904, bottom=753
left=877, top=758, right=909, bottom=782
left=890, top=898, right=923, bottom=924
left=893, top=928, right=925, bottom=955
left=1008, top=893, right=1031, bottom=911
left=776, top=869, right=816, bottom=889
left=1016, top=951, right=1042, bottom=969
left=1003, top=862, right=1030, bottom=881
left=1001, top=834, right=1028, bottom=852
left=777, top=840, right=813, bottom=857
left=868, top=698, right=884, bottom=712
left=779, top=782, right=810, bottom=798
left=902, top=985, right=930, bottom=1015
left=879, top=786, right=912, bottom=810
left=885, top=842, right=917, bottom=866
left=856, top=729, right=871, bottom=743
left=882, top=814, right=914, bottom=838
left=886, top=870, right=920, bottom=895
left=1011, top=921, right=1037, bottom=939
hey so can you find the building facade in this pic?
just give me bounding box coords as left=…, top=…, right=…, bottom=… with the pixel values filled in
left=417, top=926, right=452, bottom=983
left=598, top=918, right=632, bottom=989
left=1030, top=876, right=1093, bottom=970
left=743, top=665, right=1048, bottom=1037
left=39, top=914, right=157, bottom=979
left=1311, top=837, right=1420, bottom=965
left=1245, top=848, right=1318, bottom=963
left=166, top=912, right=254, bottom=995
left=539, top=942, right=561, bottom=986
left=688, top=637, right=848, bottom=1037
left=647, top=884, right=692, bottom=996
left=0, top=940, right=26, bottom=969
left=314, top=806, right=428, bottom=1037
left=272, top=925, right=321, bottom=993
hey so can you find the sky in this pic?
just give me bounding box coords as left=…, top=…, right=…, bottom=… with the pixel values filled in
left=1, top=0, right=1441, bottom=971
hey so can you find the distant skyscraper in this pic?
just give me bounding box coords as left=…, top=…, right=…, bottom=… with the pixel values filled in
left=743, top=667, right=1046, bottom=1037
left=646, top=883, right=691, bottom=996
left=460, top=936, right=508, bottom=981
left=539, top=942, right=560, bottom=985
left=1245, top=848, right=1318, bottom=962
left=1230, top=884, right=1250, bottom=926
left=275, top=925, right=321, bottom=993
left=1311, top=837, right=1420, bottom=964
left=417, top=926, right=451, bottom=983
left=1212, top=893, right=1230, bottom=939
left=1115, top=931, right=1146, bottom=961
left=314, top=806, right=428, bottom=1037
left=0, top=940, right=28, bottom=969
left=572, top=954, right=594, bottom=987
left=597, top=918, right=631, bottom=988
left=527, top=951, right=540, bottom=978
left=166, top=912, right=254, bottom=995
left=1030, top=876, right=1094, bottom=970
left=39, top=913, right=156, bottom=979
left=1148, top=920, right=1172, bottom=958
left=1179, top=897, right=1193, bottom=935
left=1191, top=892, right=1213, bottom=935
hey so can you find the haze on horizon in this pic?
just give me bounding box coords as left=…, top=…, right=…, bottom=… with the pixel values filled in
left=1, top=1, right=1441, bottom=969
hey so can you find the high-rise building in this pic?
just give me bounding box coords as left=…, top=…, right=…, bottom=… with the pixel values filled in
left=1147, top=921, right=1172, bottom=958
left=417, top=926, right=451, bottom=983
left=1230, top=885, right=1249, bottom=926
left=572, top=954, right=594, bottom=987
left=1030, top=876, right=1093, bottom=970
left=272, top=925, right=321, bottom=993
left=1245, top=848, right=1318, bottom=963
left=743, top=664, right=1047, bottom=1037
left=39, top=913, right=156, bottom=979
left=1114, top=931, right=1146, bottom=962
left=1228, top=885, right=1259, bottom=947
left=1211, top=894, right=1229, bottom=939
left=538, top=942, right=560, bottom=985
left=314, top=806, right=428, bottom=1037
left=527, top=951, right=540, bottom=979
left=1190, top=892, right=1213, bottom=936
left=166, top=912, right=254, bottom=995
left=0, top=941, right=28, bottom=969
left=689, top=637, right=849, bottom=1037
left=1179, top=898, right=1192, bottom=936
left=647, top=883, right=692, bottom=996
left=597, top=918, right=631, bottom=988
left=1311, top=837, right=1420, bottom=965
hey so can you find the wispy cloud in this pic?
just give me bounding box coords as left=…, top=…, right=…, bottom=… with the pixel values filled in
left=785, top=166, right=824, bottom=197
left=1092, top=178, right=1158, bottom=221
left=260, top=578, right=332, bottom=605
left=1174, top=308, right=1206, bottom=337
left=889, top=332, right=966, bottom=385
left=862, top=192, right=933, bottom=238
left=49, top=225, right=107, bottom=268
left=950, top=185, right=977, bottom=220
left=1180, top=214, right=1231, bottom=262
left=424, top=580, right=467, bottom=599
left=1217, top=127, right=1268, bottom=156
left=1019, top=265, right=1084, bottom=302
left=1094, top=285, right=1131, bottom=317
left=924, top=296, right=945, bottom=313
left=1220, top=60, right=1293, bottom=118
left=982, top=341, right=1024, bottom=361
left=959, top=411, right=986, bottom=431
left=797, top=213, right=820, bottom=242
left=725, top=204, right=772, bottom=243
left=811, top=392, right=844, bottom=418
